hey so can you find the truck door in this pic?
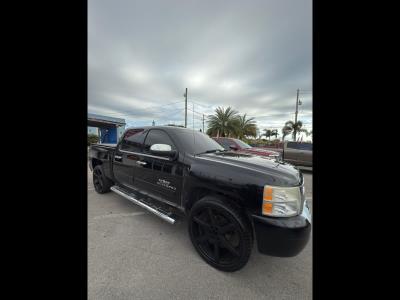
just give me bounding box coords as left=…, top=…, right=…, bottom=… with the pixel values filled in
left=132, top=129, right=183, bottom=206
left=284, top=142, right=300, bottom=165
left=112, top=128, right=146, bottom=189
left=298, top=143, right=313, bottom=166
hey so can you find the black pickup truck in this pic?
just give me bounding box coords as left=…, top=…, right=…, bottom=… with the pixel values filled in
left=89, top=126, right=311, bottom=272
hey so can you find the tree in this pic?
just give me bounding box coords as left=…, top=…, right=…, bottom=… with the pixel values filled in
left=233, top=114, right=257, bottom=139
left=263, top=129, right=279, bottom=141
left=282, top=120, right=308, bottom=141
left=281, top=125, right=292, bottom=142
left=88, top=134, right=99, bottom=146
left=206, top=106, right=239, bottom=137
left=263, top=129, right=273, bottom=141
left=272, top=129, right=278, bottom=139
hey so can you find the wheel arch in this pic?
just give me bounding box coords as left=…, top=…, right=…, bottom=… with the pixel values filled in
left=184, top=185, right=254, bottom=238
left=91, top=158, right=103, bottom=169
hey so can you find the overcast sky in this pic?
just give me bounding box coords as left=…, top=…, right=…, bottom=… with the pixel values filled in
left=88, top=0, right=312, bottom=140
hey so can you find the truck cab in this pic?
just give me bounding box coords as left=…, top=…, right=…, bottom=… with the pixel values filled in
left=283, top=141, right=313, bottom=167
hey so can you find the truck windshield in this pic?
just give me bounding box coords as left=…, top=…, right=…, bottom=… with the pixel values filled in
left=234, top=139, right=252, bottom=149
left=172, top=131, right=225, bottom=155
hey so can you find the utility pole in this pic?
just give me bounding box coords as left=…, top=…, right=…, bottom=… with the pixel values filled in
left=202, top=114, right=205, bottom=132
left=184, top=88, right=188, bottom=128
left=295, top=88, right=299, bottom=124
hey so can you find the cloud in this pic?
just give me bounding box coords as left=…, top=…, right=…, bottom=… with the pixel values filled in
left=89, top=0, right=312, bottom=134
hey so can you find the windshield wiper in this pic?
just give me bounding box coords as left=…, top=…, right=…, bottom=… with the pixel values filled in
left=196, top=149, right=226, bottom=155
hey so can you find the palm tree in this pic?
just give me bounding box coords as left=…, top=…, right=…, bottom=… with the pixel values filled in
left=272, top=129, right=279, bottom=140
left=206, top=106, right=239, bottom=137
left=263, top=129, right=272, bottom=141
left=233, top=114, right=257, bottom=139
left=263, top=129, right=279, bottom=141
left=281, top=125, right=292, bottom=142
left=282, top=120, right=308, bottom=141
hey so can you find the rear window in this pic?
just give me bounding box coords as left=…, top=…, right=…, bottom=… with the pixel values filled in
left=215, top=138, right=234, bottom=150
left=233, top=139, right=252, bottom=149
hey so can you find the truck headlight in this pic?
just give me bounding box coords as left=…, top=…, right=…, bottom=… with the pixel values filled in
left=262, top=185, right=302, bottom=217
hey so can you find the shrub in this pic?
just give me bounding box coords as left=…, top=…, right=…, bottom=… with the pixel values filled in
left=88, top=134, right=99, bottom=145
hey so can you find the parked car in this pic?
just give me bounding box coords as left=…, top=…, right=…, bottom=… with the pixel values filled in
left=263, top=141, right=313, bottom=167
left=89, top=126, right=311, bottom=272
left=212, top=137, right=281, bottom=159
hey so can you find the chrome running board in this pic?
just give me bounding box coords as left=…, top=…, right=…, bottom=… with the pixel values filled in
left=110, top=186, right=176, bottom=224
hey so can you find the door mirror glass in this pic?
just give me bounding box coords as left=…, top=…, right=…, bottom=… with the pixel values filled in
left=150, top=144, right=177, bottom=158
left=229, top=144, right=238, bottom=150
left=150, top=144, right=172, bottom=152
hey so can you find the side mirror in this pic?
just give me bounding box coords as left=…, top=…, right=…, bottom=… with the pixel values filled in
left=150, top=144, right=177, bottom=159
left=229, top=145, right=238, bottom=151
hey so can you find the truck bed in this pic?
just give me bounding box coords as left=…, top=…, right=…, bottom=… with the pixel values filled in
left=91, top=143, right=117, bottom=150
left=88, top=143, right=117, bottom=172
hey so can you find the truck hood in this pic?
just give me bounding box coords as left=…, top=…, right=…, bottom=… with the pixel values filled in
left=197, top=151, right=302, bottom=186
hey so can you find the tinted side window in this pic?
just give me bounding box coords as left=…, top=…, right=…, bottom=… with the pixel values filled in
left=287, top=142, right=312, bottom=150
left=216, top=138, right=231, bottom=150
left=120, top=129, right=146, bottom=152
left=287, top=142, right=299, bottom=149
left=301, top=143, right=313, bottom=151
left=143, top=130, right=176, bottom=154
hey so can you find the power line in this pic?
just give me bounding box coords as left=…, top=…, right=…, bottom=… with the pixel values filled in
left=188, top=102, right=212, bottom=117
left=187, top=107, right=206, bottom=116
left=249, top=112, right=295, bottom=117
left=188, top=100, right=214, bottom=109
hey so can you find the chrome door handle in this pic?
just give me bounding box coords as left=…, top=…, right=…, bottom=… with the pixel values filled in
left=115, top=155, right=122, bottom=160
left=136, top=161, right=147, bottom=166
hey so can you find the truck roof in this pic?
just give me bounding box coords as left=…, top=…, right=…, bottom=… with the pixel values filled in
left=124, top=125, right=200, bottom=133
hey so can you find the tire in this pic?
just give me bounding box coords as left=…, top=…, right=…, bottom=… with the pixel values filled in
left=93, top=165, right=112, bottom=194
left=188, top=195, right=253, bottom=272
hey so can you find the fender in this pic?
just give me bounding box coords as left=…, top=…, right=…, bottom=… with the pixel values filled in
left=181, top=155, right=263, bottom=214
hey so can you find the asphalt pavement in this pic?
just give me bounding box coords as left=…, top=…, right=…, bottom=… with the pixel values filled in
left=88, top=166, right=312, bottom=300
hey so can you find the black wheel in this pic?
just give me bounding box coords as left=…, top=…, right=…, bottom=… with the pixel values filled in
left=188, top=196, right=253, bottom=272
left=93, top=165, right=112, bottom=194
